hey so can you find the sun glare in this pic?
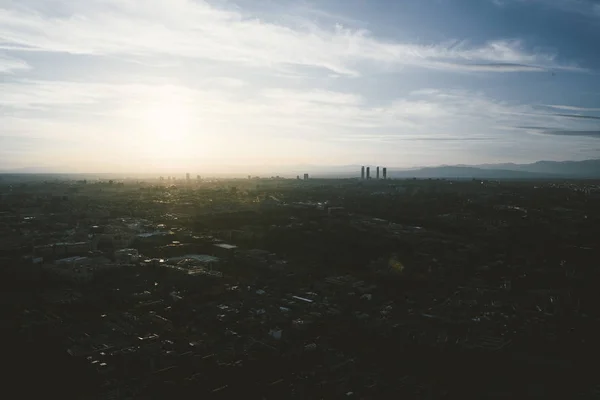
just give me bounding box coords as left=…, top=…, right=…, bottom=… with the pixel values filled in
left=132, top=93, right=196, bottom=162
left=144, top=103, right=190, bottom=146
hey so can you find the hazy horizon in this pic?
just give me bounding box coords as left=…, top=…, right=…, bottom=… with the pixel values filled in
left=3, top=158, right=600, bottom=179
left=2, top=0, right=600, bottom=173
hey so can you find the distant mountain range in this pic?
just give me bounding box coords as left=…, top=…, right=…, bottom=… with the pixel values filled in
left=472, top=159, right=600, bottom=177
left=387, top=166, right=550, bottom=179
left=387, top=159, right=600, bottom=179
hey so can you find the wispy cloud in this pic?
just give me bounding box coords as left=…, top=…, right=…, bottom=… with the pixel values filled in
left=551, top=130, right=600, bottom=137
left=518, top=126, right=600, bottom=138
left=0, top=0, right=582, bottom=76
left=551, top=113, right=600, bottom=120
left=492, top=0, right=600, bottom=17
left=2, top=78, right=596, bottom=144
left=542, top=104, right=600, bottom=112
left=0, top=79, right=242, bottom=111
left=0, top=52, right=30, bottom=73
left=2, top=74, right=597, bottom=168
left=439, top=63, right=549, bottom=72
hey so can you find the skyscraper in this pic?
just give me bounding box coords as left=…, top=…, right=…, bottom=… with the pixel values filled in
left=383, top=167, right=387, bottom=180
left=376, top=167, right=380, bottom=180
left=366, top=167, right=370, bottom=179
left=361, top=166, right=365, bottom=180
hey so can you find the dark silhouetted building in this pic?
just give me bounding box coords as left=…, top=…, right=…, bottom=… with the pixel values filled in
left=304, top=173, right=309, bottom=180
left=366, top=167, right=370, bottom=179
left=376, top=167, right=380, bottom=180
left=361, top=166, right=365, bottom=180
left=383, top=167, right=387, bottom=180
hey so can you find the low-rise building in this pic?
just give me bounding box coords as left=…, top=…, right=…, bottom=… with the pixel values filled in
left=43, top=255, right=114, bottom=283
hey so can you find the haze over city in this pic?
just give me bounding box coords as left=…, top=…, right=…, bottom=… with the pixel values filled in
left=2, top=0, right=600, bottom=173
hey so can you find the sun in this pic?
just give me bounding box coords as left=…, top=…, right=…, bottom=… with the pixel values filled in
left=145, top=102, right=190, bottom=144
left=137, top=95, right=194, bottom=158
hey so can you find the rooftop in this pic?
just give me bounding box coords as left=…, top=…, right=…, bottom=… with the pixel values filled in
left=55, top=256, right=89, bottom=264
left=214, top=243, right=238, bottom=250
left=168, top=254, right=219, bottom=264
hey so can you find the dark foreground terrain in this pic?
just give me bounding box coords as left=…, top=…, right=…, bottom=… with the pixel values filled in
left=2, top=176, right=600, bottom=399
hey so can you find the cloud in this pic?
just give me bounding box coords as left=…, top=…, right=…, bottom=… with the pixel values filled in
left=262, top=89, right=363, bottom=106
left=551, top=113, right=600, bottom=120
left=2, top=76, right=598, bottom=168
left=0, top=53, right=30, bottom=73
left=543, top=130, right=600, bottom=137
left=492, top=0, right=600, bottom=18
left=442, top=63, right=548, bottom=72
left=406, top=137, right=494, bottom=141
left=518, top=126, right=600, bottom=138
left=294, top=4, right=368, bottom=27
left=543, top=104, right=600, bottom=112
left=0, top=0, right=582, bottom=76
left=1, top=61, right=597, bottom=156
left=3, top=78, right=595, bottom=144
left=0, top=79, right=240, bottom=111
left=0, top=80, right=422, bottom=140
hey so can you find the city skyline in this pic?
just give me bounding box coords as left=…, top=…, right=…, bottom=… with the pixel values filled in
left=2, top=0, right=600, bottom=173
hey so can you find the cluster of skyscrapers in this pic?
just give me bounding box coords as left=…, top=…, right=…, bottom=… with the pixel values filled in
left=360, top=166, right=387, bottom=180
left=159, top=174, right=201, bottom=184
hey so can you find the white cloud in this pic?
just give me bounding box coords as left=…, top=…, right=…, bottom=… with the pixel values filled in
left=2, top=76, right=597, bottom=169
left=2, top=78, right=596, bottom=143
left=542, top=104, right=600, bottom=112
left=0, top=0, right=581, bottom=76
left=492, top=0, right=600, bottom=17
left=0, top=52, right=30, bottom=73
left=0, top=79, right=241, bottom=111
left=262, top=89, right=363, bottom=106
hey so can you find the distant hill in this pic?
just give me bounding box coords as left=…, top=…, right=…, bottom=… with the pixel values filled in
left=387, top=166, right=555, bottom=179
left=472, top=159, right=600, bottom=178
left=384, top=159, right=600, bottom=179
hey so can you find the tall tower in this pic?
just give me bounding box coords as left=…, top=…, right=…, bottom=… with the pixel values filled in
left=376, top=167, right=380, bottom=180
left=366, top=167, right=370, bottom=179
left=383, top=167, right=387, bottom=180
left=361, top=166, right=365, bottom=180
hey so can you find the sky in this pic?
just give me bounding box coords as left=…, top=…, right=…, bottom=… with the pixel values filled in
left=1, top=0, right=600, bottom=173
